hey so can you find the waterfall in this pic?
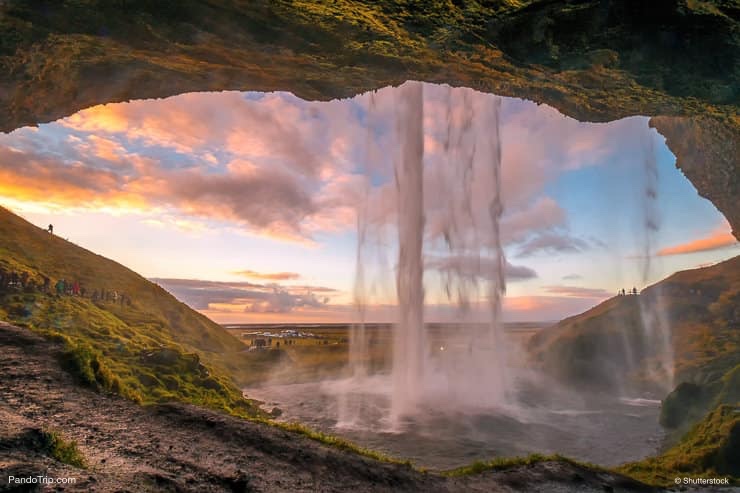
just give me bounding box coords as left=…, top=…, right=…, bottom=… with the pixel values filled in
left=637, top=130, right=674, bottom=393
left=390, top=81, right=427, bottom=423
left=343, top=82, right=510, bottom=428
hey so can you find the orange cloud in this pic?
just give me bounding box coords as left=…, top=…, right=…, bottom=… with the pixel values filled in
left=543, top=286, right=611, bottom=298
left=657, top=230, right=737, bottom=256
left=233, top=269, right=301, bottom=281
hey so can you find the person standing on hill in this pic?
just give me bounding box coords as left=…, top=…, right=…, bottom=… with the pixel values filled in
left=42, top=275, right=50, bottom=294
left=55, top=279, right=65, bottom=295
left=47, top=224, right=53, bottom=234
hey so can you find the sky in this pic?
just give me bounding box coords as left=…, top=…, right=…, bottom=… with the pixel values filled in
left=1, top=82, right=737, bottom=323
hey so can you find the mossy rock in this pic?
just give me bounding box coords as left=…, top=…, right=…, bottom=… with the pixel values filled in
left=661, top=382, right=711, bottom=429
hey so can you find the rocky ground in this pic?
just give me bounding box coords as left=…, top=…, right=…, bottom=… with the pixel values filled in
left=0, top=321, right=667, bottom=492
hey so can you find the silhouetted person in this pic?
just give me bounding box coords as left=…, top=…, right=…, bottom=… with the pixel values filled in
left=632, top=287, right=638, bottom=295
left=47, top=224, right=53, bottom=234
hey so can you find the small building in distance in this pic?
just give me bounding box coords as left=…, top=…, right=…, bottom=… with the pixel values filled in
left=251, top=338, right=268, bottom=350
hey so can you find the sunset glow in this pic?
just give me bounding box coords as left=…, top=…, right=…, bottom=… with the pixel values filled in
left=2, top=86, right=737, bottom=322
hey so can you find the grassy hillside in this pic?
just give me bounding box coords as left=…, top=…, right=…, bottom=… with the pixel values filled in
left=0, top=205, right=263, bottom=417
left=619, top=404, right=740, bottom=486
left=528, top=255, right=740, bottom=396
left=529, top=255, right=740, bottom=484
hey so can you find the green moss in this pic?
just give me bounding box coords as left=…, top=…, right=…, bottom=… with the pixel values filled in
left=0, top=207, right=265, bottom=419
left=661, top=381, right=714, bottom=429
left=41, top=430, right=86, bottom=469
left=442, top=453, right=606, bottom=477
left=619, top=405, right=740, bottom=486
left=260, top=419, right=412, bottom=466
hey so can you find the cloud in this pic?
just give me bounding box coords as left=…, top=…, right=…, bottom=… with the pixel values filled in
left=501, top=295, right=599, bottom=322
left=505, top=262, right=539, bottom=281
left=515, top=232, right=590, bottom=257
left=151, top=278, right=337, bottom=313
left=562, top=274, right=582, bottom=280
left=0, top=82, right=656, bottom=250
left=657, top=230, right=737, bottom=257
left=233, top=269, right=301, bottom=281
left=543, top=286, right=612, bottom=298
left=159, top=167, right=318, bottom=239
left=0, top=146, right=126, bottom=201
left=500, top=197, right=567, bottom=244
left=426, top=255, right=537, bottom=282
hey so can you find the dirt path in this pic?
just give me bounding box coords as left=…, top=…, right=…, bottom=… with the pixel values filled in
left=0, top=321, right=661, bottom=492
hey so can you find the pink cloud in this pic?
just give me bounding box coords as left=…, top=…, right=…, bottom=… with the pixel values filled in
left=543, top=286, right=612, bottom=298
left=233, top=270, right=302, bottom=281
left=657, top=227, right=737, bottom=256
left=1, top=83, right=655, bottom=250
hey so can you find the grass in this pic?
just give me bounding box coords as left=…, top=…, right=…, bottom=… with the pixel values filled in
left=41, top=430, right=87, bottom=469
left=0, top=206, right=265, bottom=418
left=442, top=453, right=606, bottom=477
left=528, top=256, right=740, bottom=397
left=264, top=419, right=413, bottom=466
left=527, top=256, right=740, bottom=485
left=619, top=404, right=740, bottom=486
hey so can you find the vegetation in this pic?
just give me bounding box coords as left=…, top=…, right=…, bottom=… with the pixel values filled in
left=619, top=405, right=740, bottom=486
left=0, top=206, right=264, bottom=418
left=264, top=419, right=412, bottom=466
left=224, top=329, right=390, bottom=386
left=41, top=429, right=87, bottom=469
left=529, top=255, right=740, bottom=484
left=442, top=453, right=605, bottom=477
left=528, top=256, right=740, bottom=398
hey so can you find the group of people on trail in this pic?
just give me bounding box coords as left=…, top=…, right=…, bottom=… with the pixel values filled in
left=54, top=278, right=86, bottom=297
left=0, top=268, right=38, bottom=292
left=54, top=278, right=131, bottom=306
left=0, top=267, right=132, bottom=307
left=91, top=289, right=131, bottom=307
left=618, top=287, right=639, bottom=296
